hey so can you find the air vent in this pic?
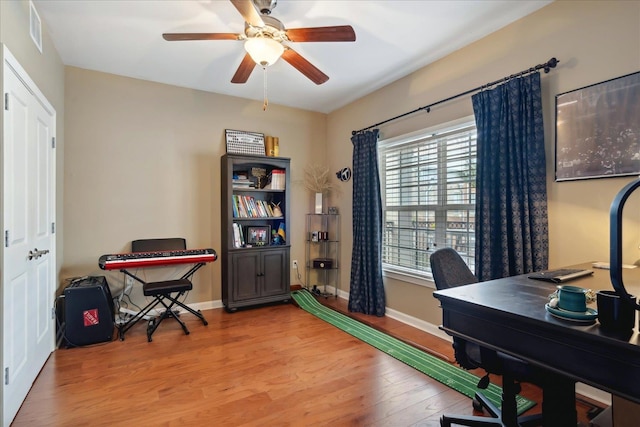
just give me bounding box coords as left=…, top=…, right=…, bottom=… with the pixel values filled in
left=29, top=1, right=42, bottom=53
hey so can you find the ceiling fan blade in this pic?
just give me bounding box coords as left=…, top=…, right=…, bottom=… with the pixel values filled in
left=230, top=0, right=265, bottom=27
left=285, top=25, right=356, bottom=42
left=163, top=33, right=240, bottom=41
left=281, top=48, right=329, bottom=85
left=231, top=53, right=257, bottom=84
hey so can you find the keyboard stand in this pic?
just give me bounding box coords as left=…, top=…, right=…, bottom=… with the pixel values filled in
left=117, top=263, right=207, bottom=341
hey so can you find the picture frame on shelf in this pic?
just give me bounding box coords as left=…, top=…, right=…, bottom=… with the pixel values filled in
left=555, top=71, right=640, bottom=181
left=246, top=226, right=271, bottom=247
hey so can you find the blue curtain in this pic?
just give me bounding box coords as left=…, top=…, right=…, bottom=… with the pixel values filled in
left=349, top=129, right=385, bottom=316
left=472, top=72, right=549, bottom=281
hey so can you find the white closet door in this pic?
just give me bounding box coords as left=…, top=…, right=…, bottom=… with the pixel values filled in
left=3, top=49, right=56, bottom=427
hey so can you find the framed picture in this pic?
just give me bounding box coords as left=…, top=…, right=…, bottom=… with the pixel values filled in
left=555, top=71, right=640, bottom=181
left=246, top=226, right=271, bottom=246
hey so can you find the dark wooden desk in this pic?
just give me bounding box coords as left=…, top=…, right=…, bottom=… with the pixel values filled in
left=433, top=264, right=640, bottom=407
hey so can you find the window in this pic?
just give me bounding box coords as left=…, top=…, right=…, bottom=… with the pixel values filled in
left=379, top=119, right=477, bottom=283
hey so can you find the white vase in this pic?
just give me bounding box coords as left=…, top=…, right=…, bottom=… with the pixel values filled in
left=315, top=192, right=323, bottom=214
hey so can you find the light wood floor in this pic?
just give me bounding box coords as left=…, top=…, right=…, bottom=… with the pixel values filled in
left=13, top=297, right=602, bottom=426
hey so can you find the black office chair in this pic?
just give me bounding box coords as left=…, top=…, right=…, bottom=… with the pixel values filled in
left=430, top=247, right=543, bottom=427
left=120, top=238, right=209, bottom=342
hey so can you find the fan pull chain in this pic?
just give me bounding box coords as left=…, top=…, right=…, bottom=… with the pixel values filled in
left=262, top=66, right=269, bottom=111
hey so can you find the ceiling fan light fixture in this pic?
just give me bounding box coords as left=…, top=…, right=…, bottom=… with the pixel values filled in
left=244, top=37, right=284, bottom=67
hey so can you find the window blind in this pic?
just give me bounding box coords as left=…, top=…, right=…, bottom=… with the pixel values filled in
left=379, top=122, right=477, bottom=277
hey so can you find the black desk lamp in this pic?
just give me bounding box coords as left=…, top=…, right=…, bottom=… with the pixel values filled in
left=610, top=176, right=640, bottom=310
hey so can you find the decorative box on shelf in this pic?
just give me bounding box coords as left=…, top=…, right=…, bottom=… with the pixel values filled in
left=313, top=258, right=333, bottom=269
left=225, top=129, right=266, bottom=156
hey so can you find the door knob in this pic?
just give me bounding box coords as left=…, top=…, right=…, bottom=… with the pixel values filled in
left=28, top=248, right=50, bottom=260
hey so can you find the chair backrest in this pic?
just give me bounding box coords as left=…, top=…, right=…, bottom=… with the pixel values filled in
left=430, top=247, right=478, bottom=290
left=430, top=247, right=488, bottom=370
left=132, top=238, right=186, bottom=253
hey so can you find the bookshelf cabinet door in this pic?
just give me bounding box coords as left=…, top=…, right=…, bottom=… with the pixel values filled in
left=231, top=251, right=261, bottom=302
left=262, top=249, right=288, bottom=297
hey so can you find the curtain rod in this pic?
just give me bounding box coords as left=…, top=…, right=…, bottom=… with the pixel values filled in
left=352, top=57, right=559, bottom=135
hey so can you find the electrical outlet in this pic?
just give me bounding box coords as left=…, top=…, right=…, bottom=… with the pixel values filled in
left=292, top=260, right=298, bottom=269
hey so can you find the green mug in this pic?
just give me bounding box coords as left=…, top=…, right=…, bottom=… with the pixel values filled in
left=557, top=285, right=587, bottom=312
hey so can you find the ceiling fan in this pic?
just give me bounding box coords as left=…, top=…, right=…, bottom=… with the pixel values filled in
left=162, top=0, right=356, bottom=85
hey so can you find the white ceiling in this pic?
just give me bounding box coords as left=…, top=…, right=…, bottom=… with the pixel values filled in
left=33, top=0, right=552, bottom=113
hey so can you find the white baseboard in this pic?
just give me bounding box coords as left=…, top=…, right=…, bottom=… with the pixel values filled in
left=189, top=299, right=223, bottom=311
left=576, top=384, right=611, bottom=406
left=335, top=287, right=451, bottom=342
left=385, top=306, right=453, bottom=342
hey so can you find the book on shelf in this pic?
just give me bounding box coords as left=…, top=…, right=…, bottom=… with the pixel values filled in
left=232, top=171, right=255, bottom=189
left=231, top=195, right=239, bottom=218
left=232, top=180, right=254, bottom=189
left=232, top=195, right=276, bottom=219
left=232, top=223, right=242, bottom=248
left=234, top=195, right=243, bottom=217
left=233, top=172, right=248, bottom=180
left=248, top=197, right=257, bottom=217
left=256, top=200, right=268, bottom=217
left=263, top=169, right=285, bottom=190
left=239, top=224, right=245, bottom=246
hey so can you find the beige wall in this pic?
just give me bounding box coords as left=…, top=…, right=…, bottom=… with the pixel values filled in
left=62, top=67, right=326, bottom=303
left=327, top=0, right=640, bottom=325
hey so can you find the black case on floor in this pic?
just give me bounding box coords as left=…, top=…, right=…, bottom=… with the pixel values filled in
left=61, top=276, right=115, bottom=347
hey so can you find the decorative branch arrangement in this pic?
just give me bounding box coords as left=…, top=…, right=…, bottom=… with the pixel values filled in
left=303, top=163, right=334, bottom=194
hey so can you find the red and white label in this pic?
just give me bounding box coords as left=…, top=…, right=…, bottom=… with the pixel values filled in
left=83, top=309, right=99, bottom=326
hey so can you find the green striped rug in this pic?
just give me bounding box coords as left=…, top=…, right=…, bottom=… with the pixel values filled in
left=291, top=289, right=535, bottom=415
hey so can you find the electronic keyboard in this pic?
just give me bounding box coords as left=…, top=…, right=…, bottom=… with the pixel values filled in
left=99, top=248, right=217, bottom=270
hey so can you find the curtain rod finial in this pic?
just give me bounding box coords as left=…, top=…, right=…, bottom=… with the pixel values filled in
left=545, top=57, right=559, bottom=73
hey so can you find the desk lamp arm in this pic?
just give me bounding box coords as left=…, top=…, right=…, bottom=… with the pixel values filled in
left=610, top=176, right=640, bottom=310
